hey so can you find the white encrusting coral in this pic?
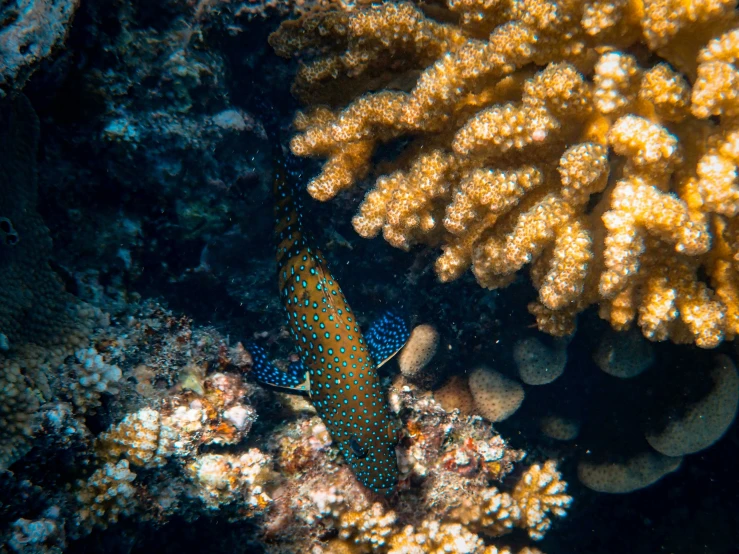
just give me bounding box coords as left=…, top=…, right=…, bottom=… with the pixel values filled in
left=75, top=460, right=138, bottom=534
left=185, top=450, right=273, bottom=510
left=68, top=347, right=122, bottom=411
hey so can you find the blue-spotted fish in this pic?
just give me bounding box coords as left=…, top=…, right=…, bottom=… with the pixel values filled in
left=247, top=142, right=409, bottom=495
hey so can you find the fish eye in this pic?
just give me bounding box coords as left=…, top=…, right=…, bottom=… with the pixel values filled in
left=349, top=436, right=367, bottom=458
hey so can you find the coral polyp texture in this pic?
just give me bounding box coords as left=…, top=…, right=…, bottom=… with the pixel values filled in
left=577, top=451, right=683, bottom=494
left=0, top=96, right=95, bottom=352
left=261, top=382, right=570, bottom=552
left=0, top=293, right=571, bottom=552
left=271, top=0, right=739, bottom=347
left=74, top=460, right=138, bottom=535
left=398, top=323, right=440, bottom=381
left=0, top=96, right=110, bottom=469
left=468, top=366, right=525, bottom=422
left=5, top=301, right=276, bottom=543
left=645, top=354, right=739, bottom=456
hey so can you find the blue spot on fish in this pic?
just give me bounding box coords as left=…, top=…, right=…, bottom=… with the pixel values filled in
left=250, top=135, right=406, bottom=495
left=364, top=310, right=410, bottom=367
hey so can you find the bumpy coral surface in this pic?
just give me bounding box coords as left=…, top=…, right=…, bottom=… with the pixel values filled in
left=1, top=289, right=575, bottom=552
left=74, top=459, right=138, bottom=535
left=398, top=323, right=440, bottom=380
left=5, top=3, right=737, bottom=553
left=186, top=450, right=273, bottom=510
left=468, top=367, right=525, bottom=422
left=0, top=97, right=111, bottom=469
left=261, top=380, right=569, bottom=553
left=272, top=0, right=739, bottom=347
left=96, top=407, right=167, bottom=468
left=578, top=451, right=683, bottom=494
left=0, top=358, right=40, bottom=470
left=593, top=327, right=655, bottom=378
left=0, top=96, right=94, bottom=351
left=7, top=507, right=66, bottom=553
left=511, top=460, right=573, bottom=540
left=513, top=336, right=568, bottom=385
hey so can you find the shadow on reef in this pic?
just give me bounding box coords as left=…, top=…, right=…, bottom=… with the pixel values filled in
left=552, top=423, right=739, bottom=554
left=17, top=0, right=516, bottom=360
left=22, top=0, right=298, bottom=339
left=2, top=0, right=739, bottom=553
left=67, top=516, right=266, bottom=554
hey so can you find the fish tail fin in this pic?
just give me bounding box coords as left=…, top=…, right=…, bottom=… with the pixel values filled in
left=263, top=107, right=310, bottom=269
left=255, top=99, right=301, bottom=201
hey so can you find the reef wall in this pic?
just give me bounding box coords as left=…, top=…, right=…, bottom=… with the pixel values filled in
left=0, top=1, right=738, bottom=553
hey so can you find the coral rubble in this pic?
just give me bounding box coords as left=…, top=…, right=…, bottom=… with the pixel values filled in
left=272, top=0, right=739, bottom=347
left=2, top=300, right=272, bottom=541
left=260, top=381, right=569, bottom=552
left=1, top=291, right=571, bottom=552
left=1, top=1, right=737, bottom=553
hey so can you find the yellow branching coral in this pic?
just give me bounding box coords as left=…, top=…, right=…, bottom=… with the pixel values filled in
left=448, top=488, right=521, bottom=537
left=387, top=521, right=494, bottom=554
left=304, top=457, right=570, bottom=552
left=272, top=0, right=739, bottom=346
left=446, top=461, right=572, bottom=541
left=511, top=460, right=572, bottom=541
left=338, top=501, right=398, bottom=550
left=96, top=407, right=168, bottom=468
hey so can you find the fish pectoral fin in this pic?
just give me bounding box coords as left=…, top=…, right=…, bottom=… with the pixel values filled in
left=348, top=436, right=367, bottom=458
left=365, top=310, right=410, bottom=368
left=386, top=418, right=402, bottom=444
left=287, top=359, right=311, bottom=393
left=244, top=342, right=310, bottom=393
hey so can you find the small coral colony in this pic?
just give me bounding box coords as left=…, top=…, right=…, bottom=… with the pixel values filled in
left=2, top=0, right=739, bottom=553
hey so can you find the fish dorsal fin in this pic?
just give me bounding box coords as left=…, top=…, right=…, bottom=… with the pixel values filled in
left=364, top=310, right=410, bottom=368
left=310, top=249, right=356, bottom=331
left=245, top=342, right=310, bottom=393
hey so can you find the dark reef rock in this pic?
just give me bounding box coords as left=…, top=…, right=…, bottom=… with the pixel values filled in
left=0, top=2, right=737, bottom=554
left=0, top=0, right=80, bottom=96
